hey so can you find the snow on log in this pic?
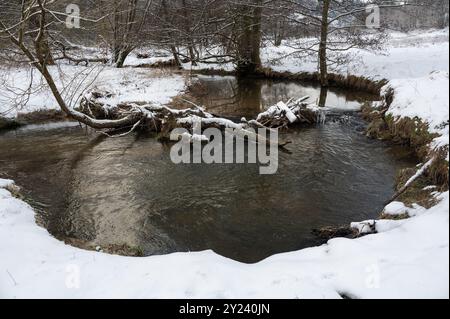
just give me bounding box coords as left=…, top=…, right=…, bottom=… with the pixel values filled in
left=255, top=96, right=325, bottom=128
left=79, top=91, right=324, bottom=146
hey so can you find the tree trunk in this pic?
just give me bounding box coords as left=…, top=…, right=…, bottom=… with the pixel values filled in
left=274, top=19, right=285, bottom=47
left=318, top=86, right=328, bottom=107
left=182, top=0, right=198, bottom=66
left=170, top=46, right=182, bottom=68
left=161, top=0, right=182, bottom=69
left=188, top=45, right=197, bottom=66
left=319, top=0, right=330, bottom=87
left=35, top=34, right=55, bottom=65
left=114, top=46, right=132, bottom=68
left=30, top=6, right=55, bottom=65
left=251, top=0, right=262, bottom=68
left=236, top=0, right=263, bottom=75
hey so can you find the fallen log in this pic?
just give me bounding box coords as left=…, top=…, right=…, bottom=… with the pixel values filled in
left=312, top=225, right=359, bottom=241
left=79, top=91, right=326, bottom=148
left=312, top=220, right=377, bottom=242
left=255, top=96, right=326, bottom=128
left=384, top=158, right=435, bottom=206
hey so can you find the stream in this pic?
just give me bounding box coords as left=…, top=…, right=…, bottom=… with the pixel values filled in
left=0, top=76, right=417, bottom=263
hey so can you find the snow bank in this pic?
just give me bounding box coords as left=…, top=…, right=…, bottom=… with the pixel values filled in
left=0, top=179, right=14, bottom=189
left=384, top=71, right=449, bottom=135
left=383, top=202, right=408, bottom=216
left=0, top=64, right=186, bottom=118
left=377, top=71, right=449, bottom=161
left=262, top=29, right=449, bottom=80
left=0, top=179, right=448, bottom=299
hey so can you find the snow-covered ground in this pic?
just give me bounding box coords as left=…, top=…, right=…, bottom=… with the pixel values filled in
left=0, top=179, right=448, bottom=299
left=0, top=29, right=449, bottom=299
left=183, top=28, right=449, bottom=81
left=0, top=65, right=186, bottom=118
left=380, top=71, right=449, bottom=161
left=262, top=29, right=449, bottom=80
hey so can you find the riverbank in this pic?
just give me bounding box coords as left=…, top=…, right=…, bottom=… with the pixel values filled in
left=0, top=29, right=449, bottom=298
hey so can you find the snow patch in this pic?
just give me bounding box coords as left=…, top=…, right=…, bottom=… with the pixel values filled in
left=384, top=202, right=408, bottom=216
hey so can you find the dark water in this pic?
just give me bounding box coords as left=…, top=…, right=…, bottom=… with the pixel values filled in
left=193, top=75, right=378, bottom=119
left=0, top=78, right=416, bottom=263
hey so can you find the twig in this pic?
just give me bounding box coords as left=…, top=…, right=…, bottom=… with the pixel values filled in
left=6, top=269, right=18, bottom=286
left=385, top=158, right=435, bottom=206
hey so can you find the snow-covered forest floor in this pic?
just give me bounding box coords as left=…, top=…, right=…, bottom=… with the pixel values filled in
left=0, top=66, right=186, bottom=119
left=0, top=29, right=449, bottom=299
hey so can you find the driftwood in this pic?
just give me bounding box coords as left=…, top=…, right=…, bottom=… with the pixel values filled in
left=384, top=158, right=435, bottom=206
left=255, top=96, right=325, bottom=128
left=312, top=220, right=377, bottom=242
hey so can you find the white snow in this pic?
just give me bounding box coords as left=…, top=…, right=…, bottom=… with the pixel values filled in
left=124, top=52, right=174, bottom=67
left=184, top=29, right=449, bottom=81
left=266, top=29, right=450, bottom=156
left=0, top=180, right=448, bottom=298
left=375, top=71, right=449, bottom=161
left=0, top=179, right=14, bottom=189
left=0, top=64, right=186, bottom=118
left=382, top=71, right=449, bottom=135
left=261, top=29, right=449, bottom=80
left=257, top=101, right=298, bottom=124
left=177, top=115, right=245, bottom=130
left=350, top=220, right=377, bottom=234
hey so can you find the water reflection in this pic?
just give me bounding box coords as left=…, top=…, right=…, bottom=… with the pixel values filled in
left=195, top=75, right=379, bottom=118
left=318, top=86, right=328, bottom=107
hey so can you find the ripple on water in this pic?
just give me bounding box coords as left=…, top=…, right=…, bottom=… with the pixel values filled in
left=0, top=79, right=416, bottom=263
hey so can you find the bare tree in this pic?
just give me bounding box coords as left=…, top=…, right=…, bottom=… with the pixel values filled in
left=274, top=0, right=406, bottom=86
left=105, top=0, right=153, bottom=67
left=234, top=0, right=263, bottom=74
left=0, top=0, right=142, bottom=128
